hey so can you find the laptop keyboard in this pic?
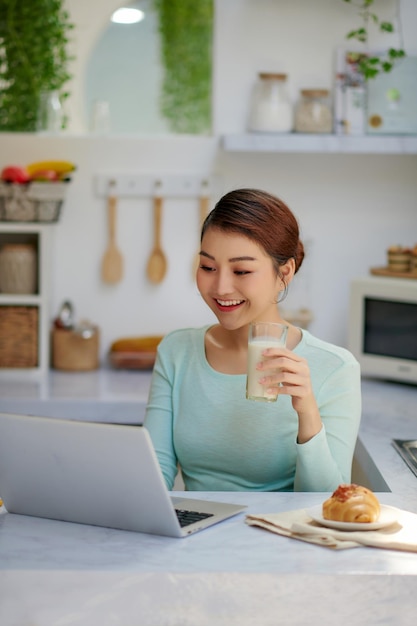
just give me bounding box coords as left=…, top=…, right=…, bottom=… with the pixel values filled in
left=175, top=509, right=214, bottom=528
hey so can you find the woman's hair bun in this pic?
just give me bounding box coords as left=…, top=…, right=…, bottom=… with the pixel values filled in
left=294, top=240, right=305, bottom=273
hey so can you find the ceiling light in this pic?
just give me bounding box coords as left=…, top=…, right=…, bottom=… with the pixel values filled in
left=111, top=7, right=145, bottom=24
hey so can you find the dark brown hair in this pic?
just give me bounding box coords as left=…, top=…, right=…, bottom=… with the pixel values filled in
left=201, top=188, right=305, bottom=275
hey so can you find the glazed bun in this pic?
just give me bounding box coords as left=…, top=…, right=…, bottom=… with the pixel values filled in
left=322, top=484, right=380, bottom=523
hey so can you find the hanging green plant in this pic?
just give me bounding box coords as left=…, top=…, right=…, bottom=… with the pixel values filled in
left=0, top=0, right=74, bottom=132
left=153, top=0, right=213, bottom=134
left=342, top=0, right=405, bottom=79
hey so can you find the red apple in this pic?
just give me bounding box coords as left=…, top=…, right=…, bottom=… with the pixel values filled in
left=30, top=169, right=59, bottom=182
left=1, top=165, right=31, bottom=184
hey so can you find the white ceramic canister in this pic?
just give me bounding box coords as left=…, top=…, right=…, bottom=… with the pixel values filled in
left=248, top=72, right=293, bottom=133
left=0, top=243, right=37, bottom=294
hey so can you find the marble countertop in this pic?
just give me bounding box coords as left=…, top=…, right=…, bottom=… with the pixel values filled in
left=1, top=490, right=417, bottom=625
left=0, top=370, right=417, bottom=625
left=0, top=368, right=153, bottom=403
left=0, top=369, right=152, bottom=421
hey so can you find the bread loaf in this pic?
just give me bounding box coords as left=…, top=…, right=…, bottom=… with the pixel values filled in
left=110, top=335, right=163, bottom=353
left=322, top=483, right=380, bottom=523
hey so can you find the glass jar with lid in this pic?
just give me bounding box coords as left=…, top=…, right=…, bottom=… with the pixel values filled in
left=294, top=89, right=332, bottom=134
left=248, top=73, right=293, bottom=133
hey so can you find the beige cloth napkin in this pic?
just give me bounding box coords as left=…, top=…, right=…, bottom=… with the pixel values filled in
left=246, top=507, right=417, bottom=551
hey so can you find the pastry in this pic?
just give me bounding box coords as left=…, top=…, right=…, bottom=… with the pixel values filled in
left=322, top=483, right=380, bottom=523
left=109, top=335, right=164, bottom=370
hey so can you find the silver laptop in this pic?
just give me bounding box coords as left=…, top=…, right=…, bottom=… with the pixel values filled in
left=0, top=412, right=246, bottom=537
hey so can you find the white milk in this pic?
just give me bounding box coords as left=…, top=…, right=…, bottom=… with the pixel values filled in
left=246, top=339, right=282, bottom=402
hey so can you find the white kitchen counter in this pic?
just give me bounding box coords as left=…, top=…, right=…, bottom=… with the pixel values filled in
left=0, top=371, right=416, bottom=625
left=0, top=368, right=152, bottom=421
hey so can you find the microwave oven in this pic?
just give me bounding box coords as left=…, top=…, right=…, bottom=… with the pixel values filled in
left=348, top=276, right=417, bottom=384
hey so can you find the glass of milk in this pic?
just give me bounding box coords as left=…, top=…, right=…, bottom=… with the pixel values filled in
left=246, top=322, right=288, bottom=402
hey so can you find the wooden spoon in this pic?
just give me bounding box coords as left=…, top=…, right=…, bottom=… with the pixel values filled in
left=146, top=185, right=167, bottom=284
left=101, top=181, right=123, bottom=284
left=192, top=184, right=210, bottom=276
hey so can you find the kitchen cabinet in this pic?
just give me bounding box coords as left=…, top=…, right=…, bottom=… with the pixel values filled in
left=222, top=133, right=417, bottom=154
left=0, top=223, right=52, bottom=377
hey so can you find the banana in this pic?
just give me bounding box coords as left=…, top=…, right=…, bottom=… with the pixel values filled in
left=26, top=160, right=76, bottom=176
left=110, top=335, right=164, bottom=353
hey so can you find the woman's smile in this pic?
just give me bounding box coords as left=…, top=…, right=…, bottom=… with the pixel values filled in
left=214, top=298, right=246, bottom=312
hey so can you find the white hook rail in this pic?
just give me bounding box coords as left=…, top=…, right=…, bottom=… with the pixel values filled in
left=95, top=174, right=218, bottom=198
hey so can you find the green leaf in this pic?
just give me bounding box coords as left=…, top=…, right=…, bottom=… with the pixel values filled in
left=388, top=48, right=406, bottom=59
left=363, top=66, right=379, bottom=79
left=380, top=21, right=394, bottom=33
left=382, top=61, right=393, bottom=72
left=342, top=0, right=406, bottom=81
left=153, top=0, right=212, bottom=134
left=346, top=27, right=368, bottom=43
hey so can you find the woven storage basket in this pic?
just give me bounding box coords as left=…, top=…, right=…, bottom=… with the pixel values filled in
left=0, top=181, right=68, bottom=223
left=0, top=306, right=38, bottom=367
left=52, top=327, right=99, bottom=371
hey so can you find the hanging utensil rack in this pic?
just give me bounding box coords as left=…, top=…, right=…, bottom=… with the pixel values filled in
left=95, top=174, right=217, bottom=199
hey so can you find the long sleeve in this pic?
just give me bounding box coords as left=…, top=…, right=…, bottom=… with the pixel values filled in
left=144, top=344, right=179, bottom=490
left=293, top=359, right=362, bottom=491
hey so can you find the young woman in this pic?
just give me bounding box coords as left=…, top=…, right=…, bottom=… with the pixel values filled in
left=144, top=189, right=361, bottom=491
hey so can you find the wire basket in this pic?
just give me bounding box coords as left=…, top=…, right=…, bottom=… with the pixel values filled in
left=0, top=181, right=69, bottom=223
left=0, top=305, right=38, bottom=367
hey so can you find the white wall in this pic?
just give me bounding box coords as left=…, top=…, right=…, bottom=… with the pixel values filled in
left=212, top=0, right=416, bottom=134
left=1, top=0, right=416, bottom=365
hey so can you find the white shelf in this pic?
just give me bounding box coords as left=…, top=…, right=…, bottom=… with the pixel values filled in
left=0, top=224, right=52, bottom=377
left=0, top=294, right=42, bottom=306
left=222, top=133, right=417, bottom=154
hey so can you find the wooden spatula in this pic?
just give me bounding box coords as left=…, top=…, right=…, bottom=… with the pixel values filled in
left=101, top=180, right=123, bottom=284
left=146, top=183, right=167, bottom=284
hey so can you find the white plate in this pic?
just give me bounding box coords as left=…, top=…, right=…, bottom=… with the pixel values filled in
left=307, top=504, right=399, bottom=531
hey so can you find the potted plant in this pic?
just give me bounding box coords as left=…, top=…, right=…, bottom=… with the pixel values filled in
left=153, top=0, right=213, bottom=134
left=342, top=0, right=405, bottom=79
left=0, top=0, right=74, bottom=132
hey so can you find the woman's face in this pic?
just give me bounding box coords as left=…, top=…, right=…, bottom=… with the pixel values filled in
left=196, top=228, right=283, bottom=331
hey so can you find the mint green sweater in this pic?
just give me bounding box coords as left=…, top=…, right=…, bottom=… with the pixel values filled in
left=144, top=326, right=361, bottom=492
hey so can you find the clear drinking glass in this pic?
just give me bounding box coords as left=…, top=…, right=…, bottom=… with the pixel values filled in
left=246, top=321, right=288, bottom=402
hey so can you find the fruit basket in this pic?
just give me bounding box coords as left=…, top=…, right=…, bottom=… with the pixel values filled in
left=0, top=181, right=69, bottom=223
left=0, top=160, right=75, bottom=223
